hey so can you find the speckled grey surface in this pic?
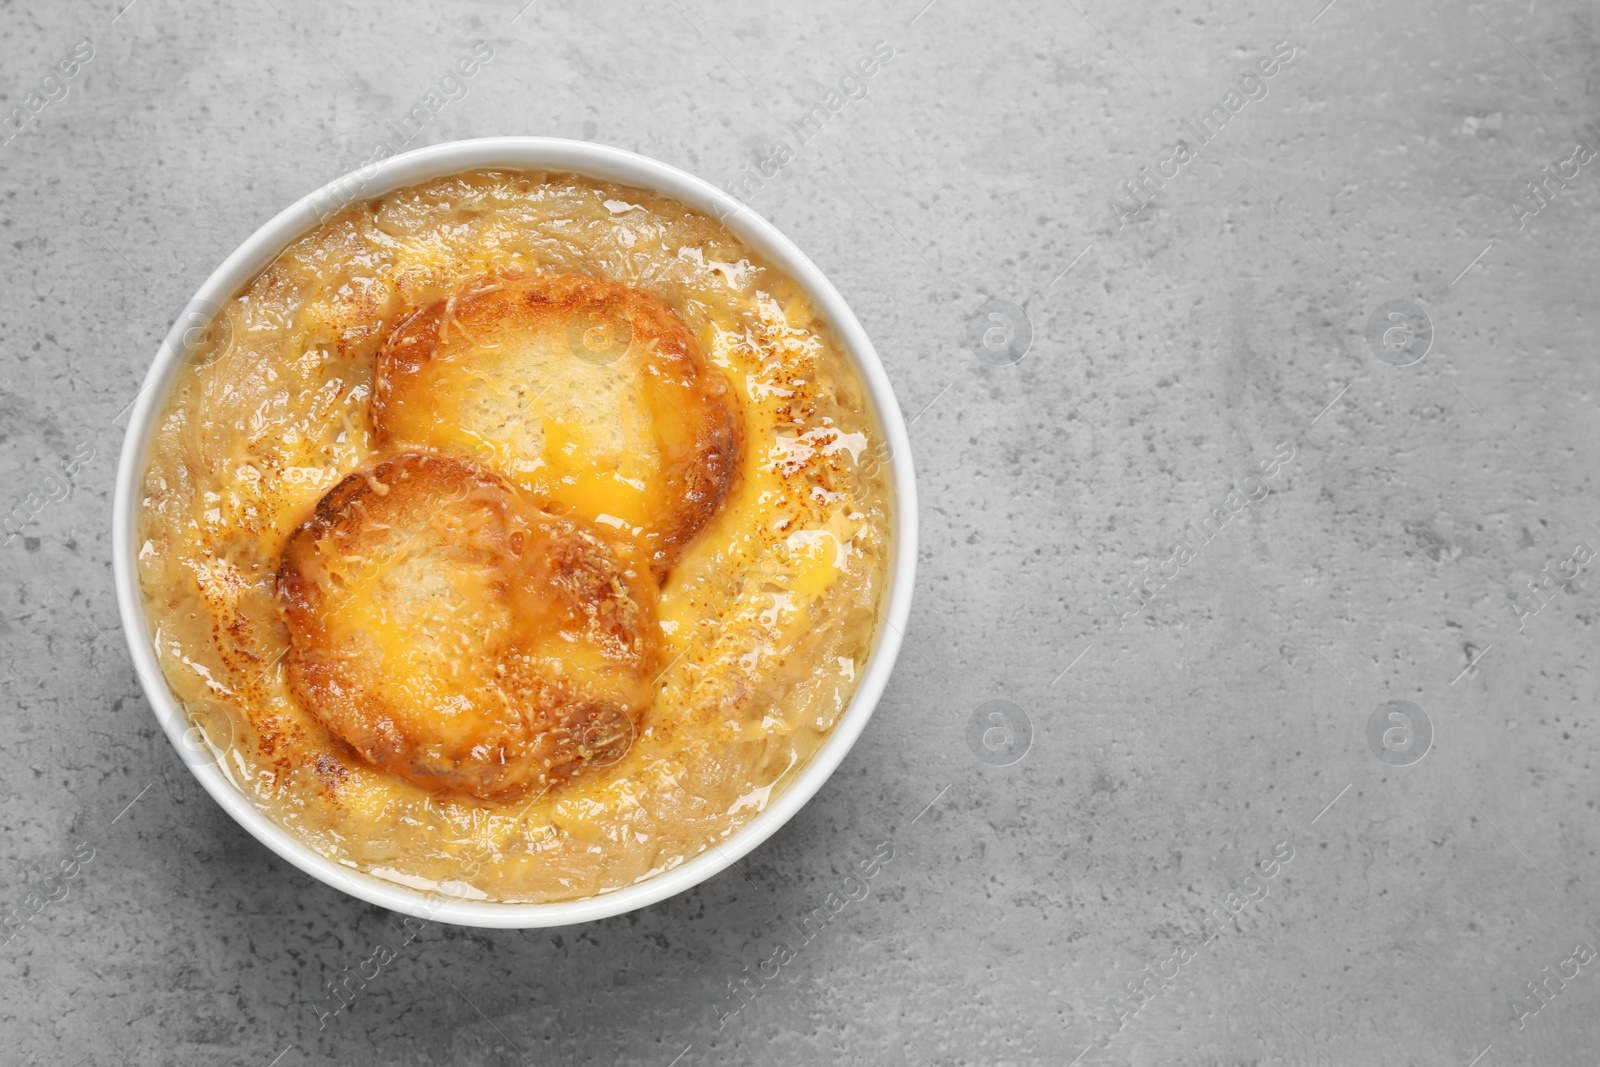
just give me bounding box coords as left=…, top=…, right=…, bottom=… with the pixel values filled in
left=3, top=0, right=1599, bottom=1064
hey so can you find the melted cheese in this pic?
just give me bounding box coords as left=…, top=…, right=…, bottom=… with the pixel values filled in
left=136, top=170, right=890, bottom=903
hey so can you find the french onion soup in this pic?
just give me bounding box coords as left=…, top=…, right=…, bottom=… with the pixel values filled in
left=136, top=171, right=890, bottom=902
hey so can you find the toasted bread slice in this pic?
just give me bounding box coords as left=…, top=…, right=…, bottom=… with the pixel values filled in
left=276, top=453, right=658, bottom=801
left=371, top=272, right=741, bottom=580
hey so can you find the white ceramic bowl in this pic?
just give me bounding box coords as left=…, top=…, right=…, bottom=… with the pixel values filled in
left=111, top=137, right=917, bottom=927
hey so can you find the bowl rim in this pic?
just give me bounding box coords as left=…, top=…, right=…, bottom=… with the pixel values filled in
left=110, top=136, right=919, bottom=928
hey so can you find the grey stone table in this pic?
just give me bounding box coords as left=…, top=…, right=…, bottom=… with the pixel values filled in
left=3, top=0, right=1597, bottom=1063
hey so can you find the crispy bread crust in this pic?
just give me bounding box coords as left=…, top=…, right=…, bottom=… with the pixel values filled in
left=372, top=272, right=741, bottom=580
left=276, top=453, right=658, bottom=801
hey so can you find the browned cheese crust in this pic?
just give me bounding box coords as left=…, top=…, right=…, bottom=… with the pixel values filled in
left=372, top=272, right=742, bottom=581
left=275, top=452, right=659, bottom=801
